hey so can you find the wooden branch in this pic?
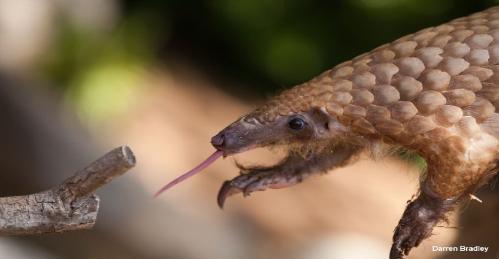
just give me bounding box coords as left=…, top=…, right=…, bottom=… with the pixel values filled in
left=0, top=146, right=136, bottom=235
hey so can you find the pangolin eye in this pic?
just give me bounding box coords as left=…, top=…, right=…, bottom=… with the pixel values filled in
left=288, top=117, right=306, bottom=130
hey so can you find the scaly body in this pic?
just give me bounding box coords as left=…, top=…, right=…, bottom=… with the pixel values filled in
left=250, top=7, right=499, bottom=200
left=164, top=6, right=499, bottom=259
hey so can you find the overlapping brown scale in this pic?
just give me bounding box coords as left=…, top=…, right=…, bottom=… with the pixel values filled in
left=487, top=65, right=499, bottom=82
left=343, top=104, right=367, bottom=118
left=374, top=119, right=404, bottom=136
left=316, top=92, right=333, bottom=104
left=330, top=79, right=353, bottom=91
left=430, top=35, right=453, bottom=48
left=467, top=49, right=490, bottom=65
left=372, top=49, right=396, bottom=63
left=450, top=74, right=482, bottom=91
left=470, top=17, right=488, bottom=24
left=450, top=29, right=475, bottom=42
left=422, top=69, right=451, bottom=90
left=434, top=24, right=455, bottom=34
left=444, top=89, right=476, bottom=107
left=390, top=101, right=418, bottom=122
left=366, top=105, right=391, bottom=123
left=477, top=85, right=499, bottom=103
left=352, top=61, right=372, bottom=74
left=463, top=66, right=493, bottom=81
left=490, top=8, right=499, bottom=17
left=406, top=115, right=437, bottom=135
left=412, top=30, right=438, bottom=47
left=326, top=102, right=343, bottom=116
left=372, top=63, right=399, bottom=84
left=443, top=42, right=471, bottom=57
left=394, top=76, right=423, bottom=101
left=464, top=97, right=496, bottom=121
left=434, top=105, right=464, bottom=126
left=490, top=20, right=499, bottom=29
left=458, top=116, right=481, bottom=137
left=465, top=34, right=494, bottom=48
left=351, top=89, right=374, bottom=105
left=391, top=41, right=418, bottom=57
left=373, top=85, right=400, bottom=105
left=488, top=44, right=499, bottom=64
left=416, top=47, right=444, bottom=68
left=426, top=127, right=452, bottom=142
left=439, top=57, right=469, bottom=76
left=489, top=29, right=499, bottom=41
left=300, top=95, right=315, bottom=111
left=397, top=57, right=425, bottom=77
left=416, top=90, right=447, bottom=114
left=470, top=25, right=490, bottom=33
left=331, top=66, right=354, bottom=78
left=352, top=71, right=376, bottom=89
left=330, top=91, right=353, bottom=105
left=351, top=117, right=377, bottom=135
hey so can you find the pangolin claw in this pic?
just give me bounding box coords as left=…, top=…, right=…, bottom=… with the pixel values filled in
left=389, top=246, right=405, bottom=259
left=217, top=168, right=302, bottom=209
left=217, top=180, right=241, bottom=209
left=390, top=235, right=420, bottom=259
left=216, top=175, right=263, bottom=209
left=389, top=193, right=452, bottom=259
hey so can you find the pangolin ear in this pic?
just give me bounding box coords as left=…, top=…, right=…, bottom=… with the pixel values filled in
left=307, top=108, right=333, bottom=134
left=307, top=108, right=349, bottom=136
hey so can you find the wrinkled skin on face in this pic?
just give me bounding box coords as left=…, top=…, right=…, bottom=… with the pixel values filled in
left=211, top=108, right=347, bottom=156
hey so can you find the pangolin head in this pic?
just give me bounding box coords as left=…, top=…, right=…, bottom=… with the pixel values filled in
left=211, top=81, right=349, bottom=156
left=155, top=77, right=350, bottom=197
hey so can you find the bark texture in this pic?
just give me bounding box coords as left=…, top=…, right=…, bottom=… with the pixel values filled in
left=0, top=146, right=136, bottom=235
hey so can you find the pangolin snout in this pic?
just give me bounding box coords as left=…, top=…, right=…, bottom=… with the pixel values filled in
left=211, top=129, right=243, bottom=152
left=211, top=121, right=255, bottom=155
left=211, top=132, right=225, bottom=150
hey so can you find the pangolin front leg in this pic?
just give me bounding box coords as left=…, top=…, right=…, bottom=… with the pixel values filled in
left=390, top=149, right=497, bottom=259
left=217, top=144, right=361, bottom=208
left=390, top=184, right=456, bottom=259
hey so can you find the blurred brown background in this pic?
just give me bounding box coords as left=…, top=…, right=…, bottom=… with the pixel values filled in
left=1, top=0, right=498, bottom=258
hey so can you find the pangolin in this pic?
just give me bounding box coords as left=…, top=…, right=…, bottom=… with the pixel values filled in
left=156, top=6, right=499, bottom=259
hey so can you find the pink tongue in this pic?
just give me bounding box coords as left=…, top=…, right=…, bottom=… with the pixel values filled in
left=154, top=150, right=224, bottom=197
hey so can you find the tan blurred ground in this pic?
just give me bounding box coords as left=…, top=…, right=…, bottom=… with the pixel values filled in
left=103, top=65, right=459, bottom=259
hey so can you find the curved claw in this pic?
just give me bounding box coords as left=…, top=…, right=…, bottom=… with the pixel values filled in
left=390, top=239, right=412, bottom=259
left=217, top=181, right=241, bottom=209
left=389, top=193, right=454, bottom=259
left=217, top=174, right=269, bottom=208
left=389, top=246, right=404, bottom=259
left=390, top=222, right=429, bottom=259
left=216, top=173, right=275, bottom=208
left=217, top=165, right=307, bottom=209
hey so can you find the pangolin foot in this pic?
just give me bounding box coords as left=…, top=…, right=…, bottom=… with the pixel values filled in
left=390, top=194, right=453, bottom=259
left=217, top=167, right=302, bottom=209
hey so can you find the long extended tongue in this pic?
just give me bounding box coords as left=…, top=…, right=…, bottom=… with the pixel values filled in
left=154, top=150, right=224, bottom=197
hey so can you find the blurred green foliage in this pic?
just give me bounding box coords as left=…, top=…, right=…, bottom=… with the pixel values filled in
left=146, top=0, right=497, bottom=95
left=42, top=12, right=160, bottom=123
left=42, top=0, right=499, bottom=102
